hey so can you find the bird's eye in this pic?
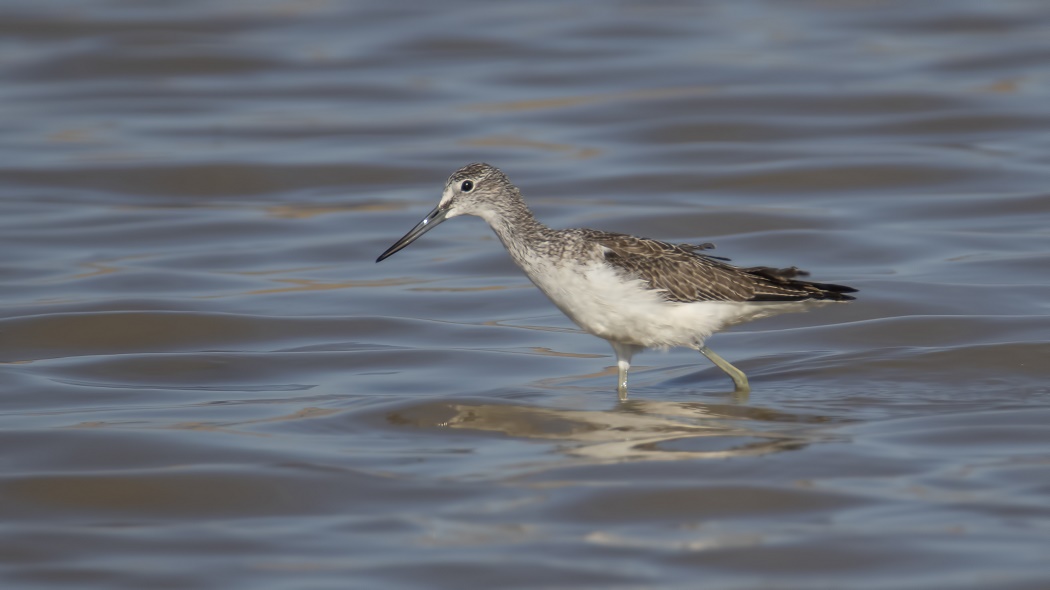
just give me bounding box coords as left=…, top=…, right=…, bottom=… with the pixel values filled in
left=460, top=180, right=474, bottom=192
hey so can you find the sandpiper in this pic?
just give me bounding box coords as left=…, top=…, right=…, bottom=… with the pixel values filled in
left=377, top=163, right=856, bottom=398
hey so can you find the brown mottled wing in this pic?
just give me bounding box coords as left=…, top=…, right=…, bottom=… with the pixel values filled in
left=588, top=232, right=856, bottom=303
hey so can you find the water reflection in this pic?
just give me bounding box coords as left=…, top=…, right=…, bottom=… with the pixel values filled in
left=386, top=398, right=837, bottom=464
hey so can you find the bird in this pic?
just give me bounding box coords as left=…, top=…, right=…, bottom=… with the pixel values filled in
left=376, top=163, right=856, bottom=398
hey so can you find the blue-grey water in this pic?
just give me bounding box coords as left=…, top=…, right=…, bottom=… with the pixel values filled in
left=2, top=1, right=1049, bottom=588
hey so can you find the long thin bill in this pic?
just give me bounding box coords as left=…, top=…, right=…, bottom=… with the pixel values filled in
left=376, top=205, right=449, bottom=262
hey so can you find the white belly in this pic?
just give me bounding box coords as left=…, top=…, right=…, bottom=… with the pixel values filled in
left=520, top=260, right=793, bottom=349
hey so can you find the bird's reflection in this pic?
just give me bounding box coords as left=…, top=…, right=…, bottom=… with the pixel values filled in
left=386, top=397, right=838, bottom=464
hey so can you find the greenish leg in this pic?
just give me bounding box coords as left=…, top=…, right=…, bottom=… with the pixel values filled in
left=699, top=346, right=750, bottom=393
left=616, top=361, right=629, bottom=401
left=610, top=342, right=640, bottom=401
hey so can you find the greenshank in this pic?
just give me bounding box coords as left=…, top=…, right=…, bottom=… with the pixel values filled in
left=377, top=163, right=856, bottom=398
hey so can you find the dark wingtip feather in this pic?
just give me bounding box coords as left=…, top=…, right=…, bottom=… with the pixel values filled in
left=749, top=279, right=858, bottom=302
left=744, top=263, right=857, bottom=302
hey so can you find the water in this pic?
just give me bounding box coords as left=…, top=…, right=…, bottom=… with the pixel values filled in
left=2, top=1, right=1049, bottom=588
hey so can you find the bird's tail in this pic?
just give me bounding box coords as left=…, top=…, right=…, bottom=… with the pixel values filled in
left=744, top=265, right=858, bottom=302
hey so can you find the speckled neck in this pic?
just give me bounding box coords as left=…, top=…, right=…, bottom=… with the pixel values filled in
left=478, top=188, right=556, bottom=262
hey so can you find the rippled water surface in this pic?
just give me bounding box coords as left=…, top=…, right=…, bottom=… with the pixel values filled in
left=3, top=1, right=1050, bottom=588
